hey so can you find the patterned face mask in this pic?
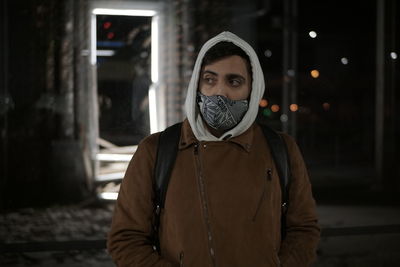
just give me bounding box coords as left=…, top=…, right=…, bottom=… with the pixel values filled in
left=197, top=91, right=249, bottom=131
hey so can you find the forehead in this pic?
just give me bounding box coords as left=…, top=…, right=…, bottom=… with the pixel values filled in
left=202, top=55, right=249, bottom=77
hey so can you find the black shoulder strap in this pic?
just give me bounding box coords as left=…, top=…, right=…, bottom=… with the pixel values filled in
left=154, top=122, right=183, bottom=210
left=259, top=124, right=291, bottom=239
left=153, top=122, right=182, bottom=252
left=259, top=125, right=290, bottom=206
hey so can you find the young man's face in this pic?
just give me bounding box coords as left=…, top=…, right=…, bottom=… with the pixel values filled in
left=199, top=55, right=251, bottom=101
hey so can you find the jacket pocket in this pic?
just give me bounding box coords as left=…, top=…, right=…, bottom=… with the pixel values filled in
left=252, top=168, right=272, bottom=221
left=179, top=251, right=184, bottom=267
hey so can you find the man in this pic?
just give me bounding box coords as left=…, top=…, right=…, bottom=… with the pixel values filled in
left=108, top=31, right=320, bottom=267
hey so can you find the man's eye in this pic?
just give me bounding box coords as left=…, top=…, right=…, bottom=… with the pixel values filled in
left=230, top=79, right=242, bottom=86
left=204, top=77, right=215, bottom=84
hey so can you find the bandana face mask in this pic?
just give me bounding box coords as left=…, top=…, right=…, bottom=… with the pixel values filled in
left=197, top=91, right=249, bottom=131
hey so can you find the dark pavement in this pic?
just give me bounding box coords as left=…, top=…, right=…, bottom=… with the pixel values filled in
left=1, top=183, right=400, bottom=267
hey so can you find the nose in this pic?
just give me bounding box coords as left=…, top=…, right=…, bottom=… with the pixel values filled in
left=215, top=82, right=229, bottom=98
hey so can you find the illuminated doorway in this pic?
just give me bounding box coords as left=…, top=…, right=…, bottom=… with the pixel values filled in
left=90, top=4, right=162, bottom=200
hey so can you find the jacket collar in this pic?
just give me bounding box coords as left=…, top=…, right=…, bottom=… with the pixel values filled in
left=179, top=119, right=198, bottom=149
left=179, top=118, right=254, bottom=153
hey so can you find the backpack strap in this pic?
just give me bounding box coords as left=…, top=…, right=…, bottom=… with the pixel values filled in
left=152, top=122, right=182, bottom=252
left=259, top=124, right=291, bottom=239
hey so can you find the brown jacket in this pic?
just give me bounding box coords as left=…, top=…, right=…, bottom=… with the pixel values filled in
left=108, top=119, right=320, bottom=267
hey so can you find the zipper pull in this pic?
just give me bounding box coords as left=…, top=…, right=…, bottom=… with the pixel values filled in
left=180, top=251, right=184, bottom=267
left=267, top=168, right=272, bottom=180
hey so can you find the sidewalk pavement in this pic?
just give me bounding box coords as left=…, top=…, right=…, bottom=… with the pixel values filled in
left=1, top=200, right=400, bottom=266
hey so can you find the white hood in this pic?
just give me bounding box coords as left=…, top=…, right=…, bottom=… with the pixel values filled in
left=184, top=31, right=265, bottom=141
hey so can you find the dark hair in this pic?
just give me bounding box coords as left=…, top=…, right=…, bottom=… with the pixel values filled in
left=201, top=41, right=252, bottom=76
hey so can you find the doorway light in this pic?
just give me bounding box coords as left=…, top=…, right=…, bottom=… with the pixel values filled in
left=149, top=84, right=158, bottom=133
left=96, top=153, right=132, bottom=162
left=91, top=8, right=158, bottom=65
left=97, top=50, right=116, bottom=56
left=151, top=16, right=159, bottom=83
left=99, top=192, right=119, bottom=200
left=91, top=7, right=160, bottom=133
left=92, top=8, right=156, bottom=16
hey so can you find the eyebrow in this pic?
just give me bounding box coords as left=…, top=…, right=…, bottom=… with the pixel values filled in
left=226, top=74, right=245, bottom=81
left=202, top=70, right=218, bottom=76
left=202, top=70, right=246, bottom=81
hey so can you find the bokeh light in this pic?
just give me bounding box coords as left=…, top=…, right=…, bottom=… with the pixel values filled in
left=271, top=104, right=280, bottom=112
left=103, top=22, right=112, bottom=29
left=107, top=32, right=115, bottom=39
left=311, top=69, right=319, bottom=78
left=322, top=102, right=330, bottom=111
left=290, top=104, right=298, bottom=112
left=309, top=31, right=317, bottom=38
left=263, top=108, right=272, bottom=117
left=259, top=99, right=268, bottom=107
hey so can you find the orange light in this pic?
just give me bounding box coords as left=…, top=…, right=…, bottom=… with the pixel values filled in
left=271, top=104, right=280, bottom=112
left=259, top=99, right=268, bottom=107
left=290, top=104, right=298, bottom=112
left=322, top=102, right=330, bottom=111
left=310, top=69, right=319, bottom=78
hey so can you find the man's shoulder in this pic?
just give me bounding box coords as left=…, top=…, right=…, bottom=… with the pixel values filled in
left=137, top=131, right=162, bottom=150
left=254, top=123, right=298, bottom=153
left=138, top=121, right=186, bottom=149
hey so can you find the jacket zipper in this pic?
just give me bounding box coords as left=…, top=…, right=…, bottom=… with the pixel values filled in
left=252, top=168, right=272, bottom=221
left=194, top=143, right=217, bottom=267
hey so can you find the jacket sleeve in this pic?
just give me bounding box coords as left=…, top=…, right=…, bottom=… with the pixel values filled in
left=107, top=134, right=177, bottom=267
left=278, top=134, right=320, bottom=267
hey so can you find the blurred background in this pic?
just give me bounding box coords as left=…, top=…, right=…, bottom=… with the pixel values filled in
left=0, top=0, right=399, bottom=266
